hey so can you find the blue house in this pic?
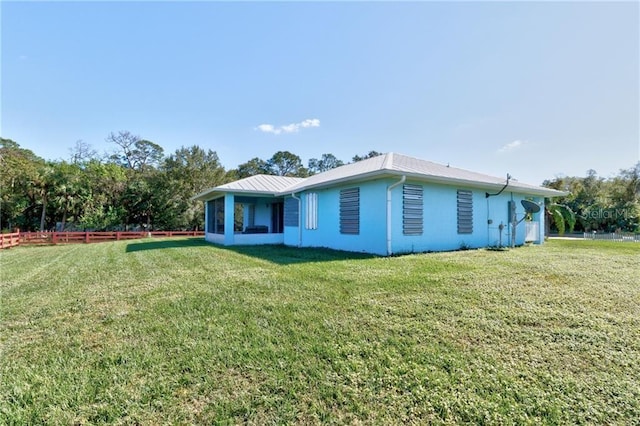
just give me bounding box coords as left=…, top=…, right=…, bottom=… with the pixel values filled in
left=193, top=153, right=566, bottom=255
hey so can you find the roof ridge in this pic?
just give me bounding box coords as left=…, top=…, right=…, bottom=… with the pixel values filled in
left=382, top=152, right=394, bottom=170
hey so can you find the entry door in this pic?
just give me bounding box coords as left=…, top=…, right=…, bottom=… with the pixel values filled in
left=271, top=202, right=284, bottom=233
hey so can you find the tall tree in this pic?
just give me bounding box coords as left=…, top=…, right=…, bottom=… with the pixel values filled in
left=50, top=161, right=86, bottom=230
left=78, top=160, right=127, bottom=230
left=107, top=131, right=139, bottom=169
left=31, top=163, right=55, bottom=231
left=0, top=138, right=45, bottom=230
left=352, top=150, right=382, bottom=162
left=308, top=153, right=344, bottom=175
left=69, top=140, right=98, bottom=164
left=267, top=151, right=307, bottom=177
left=235, top=157, right=271, bottom=179
left=107, top=131, right=164, bottom=171
left=159, top=145, right=227, bottom=229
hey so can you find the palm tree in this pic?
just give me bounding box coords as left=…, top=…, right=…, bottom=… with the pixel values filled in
left=545, top=202, right=576, bottom=235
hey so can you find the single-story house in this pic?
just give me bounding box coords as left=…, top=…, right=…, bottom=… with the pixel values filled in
left=192, top=153, right=567, bottom=255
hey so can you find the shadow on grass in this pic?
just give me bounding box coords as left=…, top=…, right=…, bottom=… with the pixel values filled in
left=125, top=238, right=211, bottom=252
left=220, top=244, right=377, bottom=265
left=125, top=237, right=377, bottom=264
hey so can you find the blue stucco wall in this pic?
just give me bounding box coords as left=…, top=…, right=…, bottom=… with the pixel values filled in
left=285, top=179, right=389, bottom=255
left=250, top=198, right=274, bottom=230
left=205, top=180, right=546, bottom=254
left=389, top=180, right=543, bottom=254
left=283, top=179, right=546, bottom=255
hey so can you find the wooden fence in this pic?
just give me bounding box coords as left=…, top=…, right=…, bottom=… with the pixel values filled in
left=0, top=231, right=204, bottom=249
left=583, top=232, right=640, bottom=242
left=1, top=232, right=21, bottom=249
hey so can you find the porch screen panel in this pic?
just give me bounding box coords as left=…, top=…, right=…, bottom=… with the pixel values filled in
left=457, top=190, right=473, bottom=234
left=206, top=200, right=215, bottom=233
left=206, top=199, right=224, bottom=234
left=340, top=188, right=360, bottom=234
left=306, top=193, right=318, bottom=230
left=214, top=198, right=225, bottom=234
left=403, top=184, right=423, bottom=235
left=284, top=197, right=299, bottom=227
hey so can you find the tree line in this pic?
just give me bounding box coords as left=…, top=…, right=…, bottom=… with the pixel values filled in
left=0, top=132, right=381, bottom=232
left=2, top=132, right=637, bottom=233
left=543, top=166, right=640, bottom=234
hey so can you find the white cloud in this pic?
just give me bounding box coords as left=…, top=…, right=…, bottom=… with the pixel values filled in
left=498, top=140, right=525, bottom=153
left=256, top=118, right=320, bottom=135
left=300, top=118, right=320, bottom=128
left=256, top=124, right=276, bottom=133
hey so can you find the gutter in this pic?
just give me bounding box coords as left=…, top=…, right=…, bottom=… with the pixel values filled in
left=386, top=175, right=406, bottom=256
left=291, top=192, right=302, bottom=247
left=284, top=170, right=567, bottom=198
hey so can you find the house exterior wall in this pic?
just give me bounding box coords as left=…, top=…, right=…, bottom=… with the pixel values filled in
left=243, top=197, right=273, bottom=231
left=285, top=179, right=389, bottom=255
left=203, top=180, right=546, bottom=254
left=388, top=181, right=543, bottom=254
left=205, top=232, right=225, bottom=245
left=235, top=233, right=284, bottom=245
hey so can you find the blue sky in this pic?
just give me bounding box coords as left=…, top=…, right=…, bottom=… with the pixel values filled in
left=2, top=1, right=638, bottom=185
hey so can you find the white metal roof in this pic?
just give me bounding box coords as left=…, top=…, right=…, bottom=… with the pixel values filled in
left=285, top=153, right=567, bottom=197
left=192, top=174, right=304, bottom=200
left=193, top=153, right=567, bottom=200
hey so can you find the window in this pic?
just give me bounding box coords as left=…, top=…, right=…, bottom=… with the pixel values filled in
left=340, top=188, right=359, bottom=234
left=206, top=198, right=225, bottom=234
left=284, top=197, right=299, bottom=227
left=403, top=184, right=423, bottom=235
left=457, top=190, right=473, bottom=234
left=306, top=193, right=318, bottom=230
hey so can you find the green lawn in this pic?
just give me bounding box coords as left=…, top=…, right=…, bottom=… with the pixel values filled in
left=1, top=239, right=638, bottom=424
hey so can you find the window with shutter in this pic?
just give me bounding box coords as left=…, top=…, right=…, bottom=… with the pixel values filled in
left=403, top=184, right=423, bottom=235
left=457, top=190, right=473, bottom=234
left=340, top=188, right=359, bottom=234
left=284, top=197, right=299, bottom=227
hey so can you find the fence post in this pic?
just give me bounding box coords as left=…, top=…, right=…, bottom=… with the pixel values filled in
left=117, top=232, right=121, bottom=241
left=85, top=232, right=90, bottom=243
left=52, top=233, right=58, bottom=244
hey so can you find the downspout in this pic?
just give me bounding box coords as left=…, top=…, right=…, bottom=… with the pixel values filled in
left=387, top=175, right=406, bottom=256
left=291, top=192, right=302, bottom=247
left=510, top=192, right=516, bottom=248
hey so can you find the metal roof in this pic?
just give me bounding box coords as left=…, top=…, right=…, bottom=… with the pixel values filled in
left=285, top=153, right=567, bottom=197
left=193, top=153, right=567, bottom=200
left=192, top=174, right=305, bottom=201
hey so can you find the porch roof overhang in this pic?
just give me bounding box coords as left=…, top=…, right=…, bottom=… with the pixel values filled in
left=191, top=188, right=282, bottom=202
left=191, top=174, right=305, bottom=201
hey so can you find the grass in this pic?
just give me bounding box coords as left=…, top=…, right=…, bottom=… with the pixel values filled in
left=1, top=238, right=638, bottom=424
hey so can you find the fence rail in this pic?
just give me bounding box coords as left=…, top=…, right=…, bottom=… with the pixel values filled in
left=0, top=232, right=21, bottom=249
left=1, top=231, right=204, bottom=249
left=583, top=232, right=640, bottom=242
